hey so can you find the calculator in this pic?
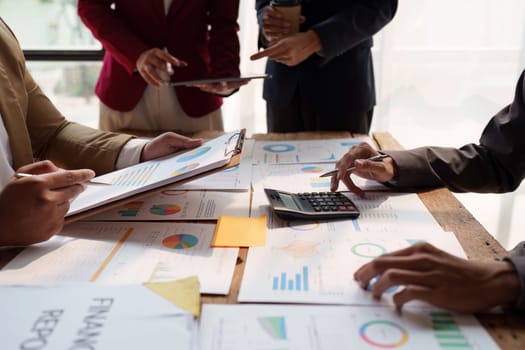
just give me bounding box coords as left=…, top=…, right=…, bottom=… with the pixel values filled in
left=264, top=188, right=360, bottom=220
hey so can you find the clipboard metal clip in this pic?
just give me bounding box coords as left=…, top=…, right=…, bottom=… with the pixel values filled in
left=224, top=131, right=245, bottom=157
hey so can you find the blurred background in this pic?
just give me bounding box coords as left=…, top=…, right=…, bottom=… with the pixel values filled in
left=2, top=0, right=525, bottom=250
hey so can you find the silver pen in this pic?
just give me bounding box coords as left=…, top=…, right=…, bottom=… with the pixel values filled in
left=319, top=153, right=389, bottom=178
left=14, top=172, right=111, bottom=185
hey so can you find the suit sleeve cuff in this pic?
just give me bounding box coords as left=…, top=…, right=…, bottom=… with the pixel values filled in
left=504, top=255, right=525, bottom=311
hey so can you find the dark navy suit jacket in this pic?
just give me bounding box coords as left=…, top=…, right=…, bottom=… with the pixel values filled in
left=256, top=0, right=397, bottom=115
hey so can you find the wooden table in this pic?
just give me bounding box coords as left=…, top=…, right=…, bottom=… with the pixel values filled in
left=1, top=130, right=524, bottom=348
left=202, top=131, right=525, bottom=349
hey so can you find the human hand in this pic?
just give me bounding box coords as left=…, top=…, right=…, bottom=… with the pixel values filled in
left=141, top=132, right=203, bottom=161
left=0, top=161, right=95, bottom=246
left=136, top=48, right=188, bottom=88
left=354, top=242, right=520, bottom=313
left=191, top=79, right=249, bottom=96
left=251, top=30, right=322, bottom=66
left=261, top=6, right=305, bottom=44
left=330, top=142, right=395, bottom=197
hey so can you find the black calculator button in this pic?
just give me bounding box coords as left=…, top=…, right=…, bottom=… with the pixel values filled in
left=313, top=206, right=322, bottom=212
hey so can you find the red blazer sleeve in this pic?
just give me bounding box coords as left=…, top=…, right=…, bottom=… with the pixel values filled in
left=207, top=0, right=241, bottom=78
left=78, top=0, right=150, bottom=75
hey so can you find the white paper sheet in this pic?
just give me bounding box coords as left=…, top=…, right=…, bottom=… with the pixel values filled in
left=251, top=162, right=386, bottom=193
left=176, top=140, right=253, bottom=191
left=199, top=304, right=499, bottom=350
left=83, top=190, right=250, bottom=221
left=251, top=137, right=373, bottom=165
left=252, top=185, right=443, bottom=234
left=238, top=222, right=465, bottom=304
left=0, top=222, right=238, bottom=294
left=1, top=284, right=196, bottom=350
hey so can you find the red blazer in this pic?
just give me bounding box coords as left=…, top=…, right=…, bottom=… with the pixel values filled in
left=78, top=0, right=240, bottom=117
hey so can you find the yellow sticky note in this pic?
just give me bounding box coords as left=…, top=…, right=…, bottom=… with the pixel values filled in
left=143, top=276, right=200, bottom=317
left=211, top=215, right=267, bottom=247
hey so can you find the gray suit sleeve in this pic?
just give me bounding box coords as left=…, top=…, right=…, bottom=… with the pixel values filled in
left=383, top=70, right=525, bottom=193
left=505, top=243, right=525, bottom=311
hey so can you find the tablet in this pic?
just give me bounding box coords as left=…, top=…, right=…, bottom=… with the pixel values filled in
left=168, top=74, right=271, bottom=86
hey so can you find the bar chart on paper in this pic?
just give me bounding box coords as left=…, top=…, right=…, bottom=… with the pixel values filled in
left=272, top=266, right=309, bottom=292
left=239, top=221, right=466, bottom=305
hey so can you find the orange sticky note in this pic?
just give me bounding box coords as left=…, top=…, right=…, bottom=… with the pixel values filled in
left=211, top=215, right=267, bottom=247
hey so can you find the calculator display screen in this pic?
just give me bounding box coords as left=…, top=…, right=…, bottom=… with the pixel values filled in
left=280, top=193, right=299, bottom=210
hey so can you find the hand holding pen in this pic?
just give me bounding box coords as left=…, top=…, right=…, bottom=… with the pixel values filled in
left=136, top=48, right=187, bottom=87
left=320, top=153, right=389, bottom=178
left=0, top=161, right=96, bottom=246
left=329, top=142, right=395, bottom=197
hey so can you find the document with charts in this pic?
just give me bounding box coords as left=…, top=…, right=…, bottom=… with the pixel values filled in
left=175, top=140, right=253, bottom=191
left=83, top=190, right=250, bottom=221
left=1, top=284, right=196, bottom=350
left=199, top=304, right=499, bottom=350
left=0, top=222, right=238, bottom=294
left=238, top=224, right=465, bottom=304
left=251, top=162, right=386, bottom=192
left=251, top=137, right=372, bottom=164
left=251, top=186, right=444, bottom=235
left=67, top=130, right=244, bottom=218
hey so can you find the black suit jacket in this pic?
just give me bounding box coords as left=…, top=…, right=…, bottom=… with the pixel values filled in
left=256, top=0, right=398, bottom=115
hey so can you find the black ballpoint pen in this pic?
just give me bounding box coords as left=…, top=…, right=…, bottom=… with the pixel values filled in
left=319, top=153, right=389, bottom=178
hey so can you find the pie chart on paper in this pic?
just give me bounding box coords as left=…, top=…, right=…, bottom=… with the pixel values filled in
left=149, top=204, right=182, bottom=216
left=162, top=234, right=199, bottom=250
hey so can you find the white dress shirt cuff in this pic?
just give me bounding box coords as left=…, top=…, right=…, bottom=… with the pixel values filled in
left=116, top=138, right=147, bottom=169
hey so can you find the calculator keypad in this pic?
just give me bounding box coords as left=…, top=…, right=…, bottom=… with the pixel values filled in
left=297, top=192, right=357, bottom=212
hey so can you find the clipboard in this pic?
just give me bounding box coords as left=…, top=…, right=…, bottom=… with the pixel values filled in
left=168, top=74, right=270, bottom=87
left=65, top=129, right=245, bottom=224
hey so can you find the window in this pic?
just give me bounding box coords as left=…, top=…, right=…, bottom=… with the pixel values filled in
left=1, top=0, right=102, bottom=129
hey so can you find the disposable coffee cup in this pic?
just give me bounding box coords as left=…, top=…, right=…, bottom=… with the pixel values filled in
left=270, top=0, right=301, bottom=34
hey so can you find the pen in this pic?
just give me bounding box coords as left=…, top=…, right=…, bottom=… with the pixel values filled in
left=319, top=153, right=389, bottom=178
left=14, top=172, right=111, bottom=185
left=164, top=47, right=173, bottom=75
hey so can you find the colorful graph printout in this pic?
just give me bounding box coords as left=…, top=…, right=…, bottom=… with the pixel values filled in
left=351, top=243, right=388, bottom=258
left=199, top=304, right=499, bottom=350
left=301, top=166, right=324, bottom=173
left=177, top=146, right=211, bottom=162
left=359, top=320, right=409, bottom=348
left=257, top=317, right=287, bottom=340
left=171, top=163, right=199, bottom=176
left=149, top=204, right=182, bottom=216
left=118, top=201, right=143, bottom=217
left=111, top=163, right=160, bottom=186
left=162, top=234, right=199, bottom=250
left=67, top=130, right=243, bottom=217
left=263, top=144, right=295, bottom=153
